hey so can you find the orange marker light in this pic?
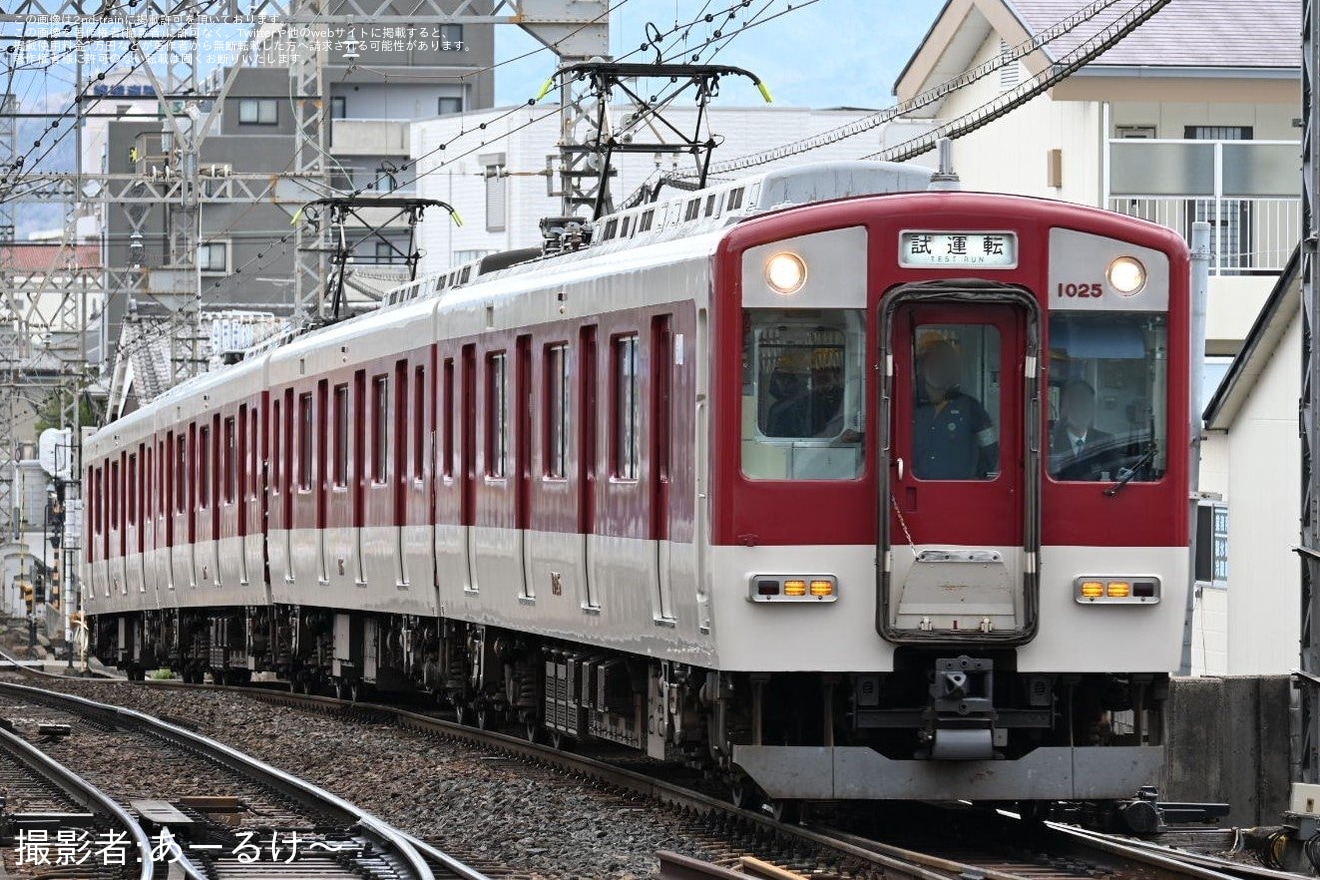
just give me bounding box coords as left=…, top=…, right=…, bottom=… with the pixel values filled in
left=783, top=579, right=807, bottom=597
left=809, top=579, right=834, bottom=597
left=1079, top=581, right=1104, bottom=599
left=1106, top=581, right=1132, bottom=599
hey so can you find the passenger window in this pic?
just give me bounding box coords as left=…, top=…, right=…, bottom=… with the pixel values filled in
left=545, top=343, right=569, bottom=479
left=1048, top=313, right=1168, bottom=483
left=612, top=335, right=639, bottom=480
left=333, top=384, right=349, bottom=487
left=741, top=308, right=865, bottom=480
left=911, top=325, right=1001, bottom=481
left=299, top=393, right=314, bottom=490
left=176, top=437, right=187, bottom=512
left=486, top=353, right=507, bottom=478
left=224, top=417, right=236, bottom=504
left=199, top=427, right=211, bottom=507
left=372, top=376, right=389, bottom=483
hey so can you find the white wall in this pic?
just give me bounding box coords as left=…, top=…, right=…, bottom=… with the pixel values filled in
left=1110, top=101, right=1297, bottom=140
left=1223, top=313, right=1302, bottom=674
left=935, top=33, right=1105, bottom=205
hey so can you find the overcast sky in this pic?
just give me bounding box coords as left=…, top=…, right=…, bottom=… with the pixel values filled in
left=493, top=1, right=944, bottom=109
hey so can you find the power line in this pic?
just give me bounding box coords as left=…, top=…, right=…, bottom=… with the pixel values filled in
left=664, top=0, right=1139, bottom=181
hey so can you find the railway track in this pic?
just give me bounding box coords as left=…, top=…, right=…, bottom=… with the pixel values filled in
left=4, top=660, right=1303, bottom=880
left=0, top=707, right=152, bottom=879
left=0, top=676, right=489, bottom=880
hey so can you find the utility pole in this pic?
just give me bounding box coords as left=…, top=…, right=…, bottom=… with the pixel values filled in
left=1300, top=0, right=1320, bottom=790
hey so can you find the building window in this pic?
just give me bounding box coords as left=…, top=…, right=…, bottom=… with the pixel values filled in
left=486, top=351, right=507, bottom=478
left=439, top=23, right=463, bottom=46
left=545, top=343, right=569, bottom=479
left=1195, top=502, right=1229, bottom=587
left=331, top=96, right=347, bottom=119
left=333, top=383, right=348, bottom=487
left=374, top=165, right=397, bottom=193
left=373, top=375, right=389, bottom=483
left=1115, top=124, right=1156, bottom=139
left=437, top=96, right=463, bottom=115
left=484, top=163, right=507, bottom=232
left=375, top=241, right=402, bottom=264
left=238, top=98, right=278, bottom=125
left=613, top=335, right=639, bottom=480
left=197, top=242, right=228, bottom=272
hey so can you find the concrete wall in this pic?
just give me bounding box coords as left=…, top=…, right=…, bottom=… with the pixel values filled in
left=1225, top=314, right=1301, bottom=675
left=1165, top=675, right=1293, bottom=827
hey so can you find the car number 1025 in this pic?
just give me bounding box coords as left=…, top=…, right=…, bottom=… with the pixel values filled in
left=1057, top=282, right=1103, bottom=298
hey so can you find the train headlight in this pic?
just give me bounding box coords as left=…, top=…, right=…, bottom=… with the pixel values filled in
left=1107, top=256, right=1146, bottom=295
left=765, top=252, right=807, bottom=295
left=1074, top=576, right=1160, bottom=604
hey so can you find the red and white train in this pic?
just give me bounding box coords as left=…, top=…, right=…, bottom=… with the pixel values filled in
left=84, top=160, right=1192, bottom=814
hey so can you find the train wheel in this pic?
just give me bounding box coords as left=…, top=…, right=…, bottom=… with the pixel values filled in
left=334, top=678, right=349, bottom=700
left=524, top=720, right=539, bottom=743
left=770, top=800, right=802, bottom=825
left=453, top=702, right=470, bottom=726
left=349, top=680, right=363, bottom=703
left=475, top=706, right=490, bottom=730
left=730, top=775, right=759, bottom=811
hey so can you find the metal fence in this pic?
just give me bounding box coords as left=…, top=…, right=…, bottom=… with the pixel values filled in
left=1106, top=138, right=1300, bottom=275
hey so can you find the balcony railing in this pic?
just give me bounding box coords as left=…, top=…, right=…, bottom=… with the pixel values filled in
left=1105, top=138, right=1300, bottom=275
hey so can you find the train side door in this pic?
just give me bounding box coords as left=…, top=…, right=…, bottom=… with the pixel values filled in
left=578, top=325, right=599, bottom=610
left=650, top=314, right=675, bottom=623
left=879, top=288, right=1041, bottom=644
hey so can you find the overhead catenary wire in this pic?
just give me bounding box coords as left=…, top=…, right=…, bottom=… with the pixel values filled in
left=663, top=0, right=1144, bottom=182
left=865, top=0, right=1172, bottom=163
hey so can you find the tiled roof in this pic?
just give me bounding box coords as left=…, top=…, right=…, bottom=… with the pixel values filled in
left=0, top=244, right=100, bottom=272
left=1006, top=0, right=1300, bottom=69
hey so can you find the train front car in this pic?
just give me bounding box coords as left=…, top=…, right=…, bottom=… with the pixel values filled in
left=711, top=190, right=1190, bottom=815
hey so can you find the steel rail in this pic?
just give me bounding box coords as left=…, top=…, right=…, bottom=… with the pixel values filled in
left=0, top=720, right=157, bottom=880
left=1044, top=822, right=1297, bottom=880
left=0, top=679, right=474, bottom=880
left=0, top=659, right=1268, bottom=880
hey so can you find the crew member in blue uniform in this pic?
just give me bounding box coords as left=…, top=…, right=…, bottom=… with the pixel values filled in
left=912, top=337, right=998, bottom=479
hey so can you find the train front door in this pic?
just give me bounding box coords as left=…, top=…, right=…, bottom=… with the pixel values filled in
left=879, top=287, right=1040, bottom=644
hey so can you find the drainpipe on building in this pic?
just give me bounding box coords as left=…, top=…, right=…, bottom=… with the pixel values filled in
left=1179, top=220, right=1211, bottom=676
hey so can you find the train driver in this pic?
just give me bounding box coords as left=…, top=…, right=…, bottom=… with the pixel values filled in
left=912, top=336, right=998, bottom=480
left=1049, top=379, right=1120, bottom=481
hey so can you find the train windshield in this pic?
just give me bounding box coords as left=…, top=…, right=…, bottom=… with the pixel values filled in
left=1047, top=312, right=1168, bottom=483
left=741, top=308, right=866, bottom=480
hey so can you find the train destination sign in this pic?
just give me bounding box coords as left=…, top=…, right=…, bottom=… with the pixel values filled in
left=899, top=231, right=1018, bottom=269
